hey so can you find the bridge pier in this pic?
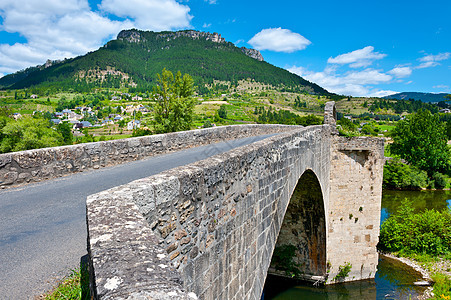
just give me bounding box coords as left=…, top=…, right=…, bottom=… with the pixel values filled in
left=326, top=136, right=384, bottom=283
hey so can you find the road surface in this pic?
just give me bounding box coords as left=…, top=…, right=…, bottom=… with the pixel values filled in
left=0, top=134, right=275, bottom=299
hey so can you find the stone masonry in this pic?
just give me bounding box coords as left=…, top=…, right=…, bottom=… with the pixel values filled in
left=86, top=102, right=385, bottom=299
left=0, top=124, right=297, bottom=188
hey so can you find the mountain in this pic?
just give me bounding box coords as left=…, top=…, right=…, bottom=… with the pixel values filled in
left=384, top=92, right=449, bottom=103
left=0, top=29, right=330, bottom=95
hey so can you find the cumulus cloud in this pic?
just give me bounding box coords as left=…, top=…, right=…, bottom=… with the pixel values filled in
left=416, top=52, right=451, bottom=69
left=327, top=46, right=386, bottom=68
left=0, top=0, right=193, bottom=75
left=388, top=66, right=412, bottom=78
left=248, top=28, right=311, bottom=53
left=99, top=0, right=192, bottom=31
left=288, top=66, right=393, bottom=96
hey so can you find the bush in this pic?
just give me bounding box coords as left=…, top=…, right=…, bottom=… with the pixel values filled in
left=378, top=199, right=451, bottom=257
left=383, top=158, right=428, bottom=190
left=203, top=119, right=212, bottom=128
left=432, top=172, right=448, bottom=189
left=217, top=105, right=227, bottom=119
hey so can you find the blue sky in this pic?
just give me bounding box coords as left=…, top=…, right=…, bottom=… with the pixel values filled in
left=0, top=0, right=450, bottom=97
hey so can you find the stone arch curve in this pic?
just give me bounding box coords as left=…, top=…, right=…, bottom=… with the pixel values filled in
left=267, top=168, right=327, bottom=282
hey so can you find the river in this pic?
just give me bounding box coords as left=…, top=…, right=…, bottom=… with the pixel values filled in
left=263, top=190, right=451, bottom=300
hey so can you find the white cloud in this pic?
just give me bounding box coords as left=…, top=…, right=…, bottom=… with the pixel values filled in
left=388, top=66, right=412, bottom=78
left=288, top=66, right=393, bottom=97
left=368, top=90, right=397, bottom=97
left=203, top=23, right=211, bottom=28
left=99, top=0, right=192, bottom=31
left=0, top=0, right=193, bottom=75
left=416, top=52, right=451, bottom=69
left=248, top=28, right=311, bottom=53
left=205, top=0, right=217, bottom=4
left=327, top=46, right=386, bottom=68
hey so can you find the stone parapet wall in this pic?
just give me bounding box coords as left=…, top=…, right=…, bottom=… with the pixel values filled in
left=0, top=124, right=299, bottom=188
left=86, top=125, right=332, bottom=300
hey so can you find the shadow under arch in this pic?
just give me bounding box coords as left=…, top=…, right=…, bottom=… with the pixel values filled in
left=268, top=169, right=327, bottom=282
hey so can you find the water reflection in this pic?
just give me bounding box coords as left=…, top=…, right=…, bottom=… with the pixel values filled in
left=263, top=256, right=425, bottom=300
left=381, top=190, right=451, bottom=223
left=263, top=190, right=451, bottom=299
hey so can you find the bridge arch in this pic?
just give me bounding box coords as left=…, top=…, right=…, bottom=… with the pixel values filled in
left=268, top=169, right=327, bottom=282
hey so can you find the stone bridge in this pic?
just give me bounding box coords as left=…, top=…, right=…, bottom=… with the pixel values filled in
left=86, top=102, right=384, bottom=300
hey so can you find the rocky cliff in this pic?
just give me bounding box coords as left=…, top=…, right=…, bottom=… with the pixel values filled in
left=240, top=47, right=264, bottom=61
left=117, top=29, right=225, bottom=44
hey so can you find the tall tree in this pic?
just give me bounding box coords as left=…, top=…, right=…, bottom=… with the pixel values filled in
left=152, top=69, right=195, bottom=134
left=390, top=109, right=450, bottom=175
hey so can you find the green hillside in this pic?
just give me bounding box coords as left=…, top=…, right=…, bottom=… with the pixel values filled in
left=0, top=29, right=330, bottom=96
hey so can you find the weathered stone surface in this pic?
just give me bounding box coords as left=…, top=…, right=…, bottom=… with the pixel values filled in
left=0, top=124, right=298, bottom=188
left=86, top=102, right=384, bottom=299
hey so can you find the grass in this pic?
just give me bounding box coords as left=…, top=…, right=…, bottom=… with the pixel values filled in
left=42, top=265, right=90, bottom=300
left=431, top=273, right=451, bottom=299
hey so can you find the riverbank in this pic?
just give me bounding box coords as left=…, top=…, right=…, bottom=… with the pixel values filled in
left=381, top=252, right=451, bottom=299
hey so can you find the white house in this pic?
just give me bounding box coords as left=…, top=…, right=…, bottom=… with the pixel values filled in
left=127, top=120, right=140, bottom=130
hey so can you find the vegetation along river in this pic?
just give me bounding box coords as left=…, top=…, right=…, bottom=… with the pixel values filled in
left=263, top=190, right=451, bottom=300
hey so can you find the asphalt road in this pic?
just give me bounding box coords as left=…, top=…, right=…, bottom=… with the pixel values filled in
left=0, top=134, right=276, bottom=299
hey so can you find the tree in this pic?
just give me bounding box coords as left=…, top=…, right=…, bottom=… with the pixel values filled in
left=152, top=69, right=195, bottom=133
left=0, top=117, right=63, bottom=153
left=57, top=122, right=73, bottom=145
left=218, top=105, right=227, bottom=119
left=390, top=109, right=450, bottom=175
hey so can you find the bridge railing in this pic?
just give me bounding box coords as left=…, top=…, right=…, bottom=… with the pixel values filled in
left=0, top=124, right=299, bottom=188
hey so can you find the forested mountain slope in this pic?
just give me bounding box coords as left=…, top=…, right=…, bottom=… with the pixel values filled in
left=0, top=29, right=330, bottom=95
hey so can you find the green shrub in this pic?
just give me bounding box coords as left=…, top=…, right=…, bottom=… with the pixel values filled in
left=361, top=124, right=376, bottom=136
left=272, top=244, right=301, bottom=277
left=432, top=172, right=448, bottom=189
left=217, top=105, right=227, bottom=119
left=333, top=262, right=352, bottom=282
left=203, top=119, right=212, bottom=128
left=383, top=158, right=428, bottom=190
left=379, top=199, right=451, bottom=257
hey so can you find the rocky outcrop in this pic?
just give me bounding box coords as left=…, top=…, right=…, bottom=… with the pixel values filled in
left=117, top=30, right=143, bottom=43
left=157, top=30, right=226, bottom=43
left=240, top=47, right=264, bottom=61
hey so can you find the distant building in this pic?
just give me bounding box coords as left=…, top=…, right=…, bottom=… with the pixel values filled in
left=80, top=121, right=92, bottom=128
left=13, top=113, right=22, bottom=120
left=51, top=119, right=61, bottom=125
left=439, top=108, right=451, bottom=114
left=30, top=94, right=38, bottom=99
left=102, top=119, right=114, bottom=126
left=127, top=120, right=140, bottom=130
